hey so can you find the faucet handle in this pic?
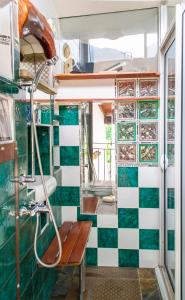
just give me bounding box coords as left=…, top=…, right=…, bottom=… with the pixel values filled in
left=11, top=174, right=36, bottom=185
left=20, top=174, right=36, bottom=183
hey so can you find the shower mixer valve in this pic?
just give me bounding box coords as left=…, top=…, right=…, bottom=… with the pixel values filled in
left=11, top=174, right=36, bottom=185
left=9, top=203, right=50, bottom=217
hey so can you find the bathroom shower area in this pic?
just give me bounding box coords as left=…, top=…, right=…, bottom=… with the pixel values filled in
left=1, top=1, right=185, bottom=300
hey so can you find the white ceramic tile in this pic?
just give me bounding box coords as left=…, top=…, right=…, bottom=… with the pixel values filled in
left=61, top=207, right=77, bottom=222
left=98, top=249, right=118, bottom=267
left=118, top=229, right=139, bottom=249
left=87, top=228, right=97, bottom=248
left=61, top=166, right=80, bottom=186
left=139, top=167, right=161, bottom=187
left=166, top=251, right=175, bottom=269
left=166, top=166, right=175, bottom=188
left=117, top=188, right=139, bottom=208
left=139, top=250, right=160, bottom=268
left=97, top=215, right=118, bottom=228
left=59, top=125, right=80, bottom=146
left=139, top=208, right=160, bottom=229
left=166, top=209, right=175, bottom=230
left=53, top=146, right=60, bottom=166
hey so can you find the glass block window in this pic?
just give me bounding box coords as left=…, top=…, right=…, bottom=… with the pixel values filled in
left=116, top=99, right=159, bottom=166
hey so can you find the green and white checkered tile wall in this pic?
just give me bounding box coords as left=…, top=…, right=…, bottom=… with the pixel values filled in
left=53, top=104, right=161, bottom=268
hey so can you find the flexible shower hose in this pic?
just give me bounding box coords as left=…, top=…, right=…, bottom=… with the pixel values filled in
left=30, top=68, right=62, bottom=268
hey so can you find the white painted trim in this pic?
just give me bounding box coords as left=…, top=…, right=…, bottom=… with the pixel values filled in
left=155, top=266, right=175, bottom=300
left=159, top=10, right=175, bottom=271
left=175, top=4, right=184, bottom=300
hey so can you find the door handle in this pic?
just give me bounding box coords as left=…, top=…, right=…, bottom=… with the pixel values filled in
left=160, top=154, right=169, bottom=171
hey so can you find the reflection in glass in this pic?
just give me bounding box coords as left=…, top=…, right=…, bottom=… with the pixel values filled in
left=80, top=102, right=116, bottom=215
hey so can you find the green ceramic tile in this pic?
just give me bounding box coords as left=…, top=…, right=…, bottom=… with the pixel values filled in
left=31, top=269, right=43, bottom=300
left=15, top=101, right=27, bottom=123
left=86, top=248, right=97, bottom=266
left=118, top=167, right=138, bottom=187
left=60, top=146, right=80, bottom=166
left=56, top=187, right=80, bottom=206
left=0, top=273, right=16, bottom=300
left=20, top=249, right=34, bottom=296
left=41, top=106, right=51, bottom=124
left=167, top=188, right=175, bottom=209
left=118, top=208, right=138, bottom=228
left=54, top=126, right=59, bottom=145
left=52, top=206, right=62, bottom=227
left=139, top=229, right=159, bottom=250
left=35, top=127, right=50, bottom=175
left=139, top=188, right=159, bottom=208
left=117, top=122, right=136, bottom=142
left=0, top=234, right=16, bottom=287
left=35, top=269, right=57, bottom=300
left=16, top=122, right=27, bottom=156
left=21, top=281, right=34, bottom=300
left=0, top=196, right=15, bottom=248
left=0, top=79, right=19, bottom=94
left=28, top=126, right=50, bottom=175
left=168, top=230, right=175, bottom=251
left=77, top=207, right=97, bottom=227
left=20, top=217, right=35, bottom=260
left=0, top=160, right=15, bottom=206
left=139, top=144, right=158, bottom=163
left=119, top=249, right=139, bottom=267
left=139, top=101, right=159, bottom=119
left=59, top=105, right=79, bottom=125
left=98, top=228, right=118, bottom=248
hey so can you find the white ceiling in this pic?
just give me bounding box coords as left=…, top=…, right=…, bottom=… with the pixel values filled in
left=31, top=0, right=177, bottom=19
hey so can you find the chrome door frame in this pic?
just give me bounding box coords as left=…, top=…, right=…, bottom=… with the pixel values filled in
left=156, top=15, right=175, bottom=300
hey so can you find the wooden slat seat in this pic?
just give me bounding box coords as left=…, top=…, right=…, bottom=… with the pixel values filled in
left=42, top=221, right=92, bottom=267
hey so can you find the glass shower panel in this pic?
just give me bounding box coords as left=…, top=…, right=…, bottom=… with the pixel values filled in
left=164, top=40, right=175, bottom=289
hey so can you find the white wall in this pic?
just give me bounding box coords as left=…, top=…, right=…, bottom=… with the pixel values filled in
left=56, top=79, right=115, bottom=99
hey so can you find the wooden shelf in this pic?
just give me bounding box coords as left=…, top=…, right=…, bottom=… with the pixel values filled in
left=55, top=97, right=160, bottom=103
left=55, top=72, right=160, bottom=81
left=20, top=69, right=57, bottom=95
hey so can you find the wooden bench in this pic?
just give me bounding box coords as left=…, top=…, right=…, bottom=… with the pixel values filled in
left=42, top=221, right=92, bottom=299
